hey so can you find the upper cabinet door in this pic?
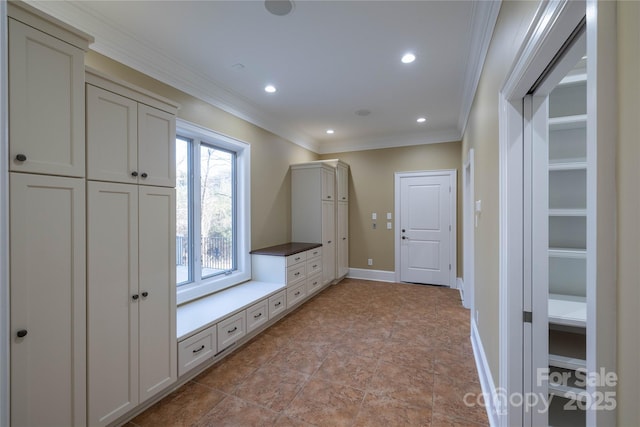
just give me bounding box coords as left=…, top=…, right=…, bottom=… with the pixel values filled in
left=337, top=163, right=349, bottom=202
left=9, top=19, right=85, bottom=177
left=321, top=167, right=335, bottom=201
left=86, top=85, right=138, bottom=184
left=138, top=104, right=176, bottom=188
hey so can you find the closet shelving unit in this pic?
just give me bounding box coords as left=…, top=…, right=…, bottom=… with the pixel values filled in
left=547, top=64, right=588, bottom=424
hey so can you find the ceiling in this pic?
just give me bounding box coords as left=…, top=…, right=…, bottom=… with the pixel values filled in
left=31, top=0, right=501, bottom=154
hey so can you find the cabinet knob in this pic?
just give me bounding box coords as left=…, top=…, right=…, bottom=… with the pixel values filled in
left=132, top=294, right=139, bottom=300
left=342, top=197, right=346, bottom=200
left=327, top=240, right=332, bottom=244
left=15, top=154, right=27, bottom=162
left=131, top=171, right=139, bottom=177
left=328, top=195, right=332, bottom=199
left=141, top=172, right=148, bottom=178
left=16, top=329, right=27, bottom=338
left=141, top=291, right=148, bottom=298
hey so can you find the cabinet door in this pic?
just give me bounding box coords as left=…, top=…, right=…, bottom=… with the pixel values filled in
left=337, top=201, right=349, bottom=278
left=9, top=19, right=85, bottom=177
left=87, top=182, right=139, bottom=426
left=138, top=186, right=177, bottom=403
left=138, top=104, right=176, bottom=188
left=322, top=200, right=336, bottom=285
left=10, top=173, right=86, bottom=427
left=321, top=167, right=335, bottom=201
left=86, top=85, right=138, bottom=184
left=337, top=163, right=349, bottom=201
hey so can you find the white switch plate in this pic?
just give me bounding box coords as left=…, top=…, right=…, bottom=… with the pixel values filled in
left=386, top=222, right=392, bottom=229
left=372, top=213, right=377, bottom=220
left=386, top=212, right=392, bottom=220
left=475, top=200, right=482, bottom=213
left=367, top=259, right=373, bottom=266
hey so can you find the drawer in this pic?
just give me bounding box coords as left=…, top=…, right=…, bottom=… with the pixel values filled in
left=178, top=325, right=216, bottom=377
left=269, top=290, right=286, bottom=319
left=287, top=282, right=307, bottom=309
left=306, top=257, right=322, bottom=276
left=247, top=299, right=269, bottom=333
left=286, top=252, right=307, bottom=267
left=287, top=263, right=306, bottom=285
left=217, top=311, right=246, bottom=351
left=307, top=273, right=323, bottom=295
left=306, top=247, right=322, bottom=261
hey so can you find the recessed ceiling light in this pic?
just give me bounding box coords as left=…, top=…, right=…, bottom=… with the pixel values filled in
left=417, top=117, right=427, bottom=123
left=265, top=0, right=294, bottom=16
left=355, top=109, right=371, bottom=117
left=264, top=84, right=277, bottom=93
left=326, top=129, right=335, bottom=135
left=401, top=53, right=416, bottom=64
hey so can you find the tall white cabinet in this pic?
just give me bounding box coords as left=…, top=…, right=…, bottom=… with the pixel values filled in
left=291, top=160, right=349, bottom=285
left=7, top=3, right=93, bottom=426
left=85, top=71, right=178, bottom=426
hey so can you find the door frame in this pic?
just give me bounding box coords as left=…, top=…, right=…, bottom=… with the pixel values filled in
left=394, top=169, right=457, bottom=287
left=462, top=149, right=475, bottom=309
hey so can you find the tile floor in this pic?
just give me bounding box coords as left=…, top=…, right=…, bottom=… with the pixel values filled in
left=128, top=279, right=488, bottom=427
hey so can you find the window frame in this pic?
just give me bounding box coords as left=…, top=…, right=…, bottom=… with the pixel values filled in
left=176, top=119, right=251, bottom=305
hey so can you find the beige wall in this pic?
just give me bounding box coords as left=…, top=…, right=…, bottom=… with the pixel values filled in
left=85, top=52, right=318, bottom=251
left=461, top=0, right=540, bottom=383
left=320, top=141, right=462, bottom=273
left=616, top=1, right=640, bottom=424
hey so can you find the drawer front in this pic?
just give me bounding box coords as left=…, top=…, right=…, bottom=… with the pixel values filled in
left=287, top=282, right=307, bottom=309
left=286, top=252, right=307, bottom=267
left=307, top=247, right=322, bottom=261
left=287, top=263, right=306, bottom=285
left=268, top=291, right=286, bottom=318
left=247, top=300, right=269, bottom=333
left=217, top=311, right=246, bottom=350
left=178, top=326, right=216, bottom=377
left=307, top=273, right=323, bottom=295
left=306, top=257, right=322, bottom=277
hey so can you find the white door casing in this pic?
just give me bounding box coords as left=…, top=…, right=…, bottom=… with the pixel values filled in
left=463, top=149, right=475, bottom=310
left=395, top=170, right=456, bottom=286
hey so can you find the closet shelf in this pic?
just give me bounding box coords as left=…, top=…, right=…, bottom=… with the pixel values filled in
left=549, top=294, right=586, bottom=327
left=548, top=248, right=587, bottom=259
left=549, top=353, right=587, bottom=371
left=548, top=162, right=587, bottom=171
left=549, top=382, right=588, bottom=403
left=549, top=209, right=587, bottom=217
left=549, top=114, right=587, bottom=130
left=558, top=73, right=587, bottom=86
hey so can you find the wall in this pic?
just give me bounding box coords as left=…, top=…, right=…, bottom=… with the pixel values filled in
left=320, top=141, right=461, bottom=274
left=616, top=1, right=640, bottom=424
left=85, top=52, right=318, bottom=250
left=461, top=0, right=540, bottom=384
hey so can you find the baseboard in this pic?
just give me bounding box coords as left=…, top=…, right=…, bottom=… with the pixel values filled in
left=346, top=268, right=396, bottom=283
left=471, top=318, right=499, bottom=427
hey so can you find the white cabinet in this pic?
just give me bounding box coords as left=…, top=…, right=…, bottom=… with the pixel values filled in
left=8, top=7, right=91, bottom=177
left=292, top=160, right=349, bottom=284
left=217, top=312, right=246, bottom=351
left=178, top=326, right=216, bottom=377
left=87, top=182, right=177, bottom=426
left=10, top=173, right=86, bottom=427
left=86, top=69, right=178, bottom=187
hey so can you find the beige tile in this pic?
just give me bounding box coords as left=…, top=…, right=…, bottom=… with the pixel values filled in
left=193, top=354, right=259, bottom=393
left=194, top=395, right=279, bottom=427
left=284, top=378, right=365, bottom=427
left=432, top=374, right=487, bottom=425
left=314, top=350, right=378, bottom=390
left=234, top=363, right=309, bottom=412
left=273, top=413, right=315, bottom=427
left=268, top=342, right=330, bottom=375
left=367, top=361, right=434, bottom=408
left=353, top=393, right=432, bottom=427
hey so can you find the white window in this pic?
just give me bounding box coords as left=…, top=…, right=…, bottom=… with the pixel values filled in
left=176, top=120, right=250, bottom=304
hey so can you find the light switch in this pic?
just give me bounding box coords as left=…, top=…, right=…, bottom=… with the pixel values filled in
left=386, top=212, right=392, bottom=220
left=475, top=200, right=482, bottom=213
left=372, top=213, right=377, bottom=220
left=386, top=222, right=392, bottom=229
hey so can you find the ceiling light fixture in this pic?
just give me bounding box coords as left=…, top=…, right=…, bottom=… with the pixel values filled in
left=264, top=84, right=277, bottom=93
left=417, top=117, right=427, bottom=123
left=265, top=0, right=294, bottom=16
left=401, top=53, right=416, bottom=64
left=326, top=129, right=335, bottom=135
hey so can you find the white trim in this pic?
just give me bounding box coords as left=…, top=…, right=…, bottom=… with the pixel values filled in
left=394, top=169, right=457, bottom=287
left=462, top=148, right=475, bottom=310
left=175, top=119, right=252, bottom=305
left=457, top=278, right=464, bottom=300
left=346, top=268, right=395, bottom=283
left=0, top=1, right=9, bottom=425
left=471, top=318, right=499, bottom=427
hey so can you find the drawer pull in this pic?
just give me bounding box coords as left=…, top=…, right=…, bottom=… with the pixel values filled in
left=295, top=257, right=301, bottom=261
left=312, top=264, right=318, bottom=268
left=141, top=172, right=148, bottom=178
left=228, top=326, right=238, bottom=334
left=193, top=345, right=205, bottom=354
left=16, top=329, right=28, bottom=338
left=294, top=272, right=300, bottom=276
left=295, top=291, right=300, bottom=296
left=312, top=281, right=318, bottom=286
left=275, top=301, right=282, bottom=307
left=15, top=154, right=27, bottom=162
left=254, top=312, right=262, bottom=319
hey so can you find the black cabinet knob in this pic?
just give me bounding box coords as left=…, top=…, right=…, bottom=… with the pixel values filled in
left=131, top=171, right=138, bottom=177
left=15, top=154, right=27, bottom=162
left=141, top=172, right=148, bottom=178
left=132, top=294, right=139, bottom=300
left=141, top=291, right=148, bottom=297
left=16, top=329, right=27, bottom=338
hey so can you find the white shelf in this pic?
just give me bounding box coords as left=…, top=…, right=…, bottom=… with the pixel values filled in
left=549, top=382, right=588, bottom=403
left=548, top=248, right=586, bottom=259
left=549, top=114, right=587, bottom=131
left=549, top=353, right=586, bottom=371
left=549, top=209, right=587, bottom=217
left=549, top=294, right=586, bottom=328
left=548, top=161, right=587, bottom=171
left=558, top=73, right=587, bottom=86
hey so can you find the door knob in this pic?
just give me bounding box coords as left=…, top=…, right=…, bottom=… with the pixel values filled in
left=141, top=172, right=148, bottom=178
left=15, top=154, right=27, bottom=162
left=131, top=171, right=138, bottom=177
left=16, top=329, right=27, bottom=338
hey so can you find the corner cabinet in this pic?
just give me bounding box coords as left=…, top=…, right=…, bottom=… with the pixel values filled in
left=291, top=160, right=349, bottom=285
left=85, top=73, right=179, bottom=426
left=7, top=2, right=93, bottom=426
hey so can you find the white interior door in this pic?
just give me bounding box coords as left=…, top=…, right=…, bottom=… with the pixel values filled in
left=399, top=173, right=452, bottom=286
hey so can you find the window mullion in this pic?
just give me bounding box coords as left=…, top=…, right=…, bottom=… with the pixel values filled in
left=193, top=137, right=203, bottom=283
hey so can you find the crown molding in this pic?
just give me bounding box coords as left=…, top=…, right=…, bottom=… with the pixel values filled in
left=317, top=128, right=462, bottom=155
left=29, top=0, right=321, bottom=154
left=457, top=0, right=502, bottom=136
